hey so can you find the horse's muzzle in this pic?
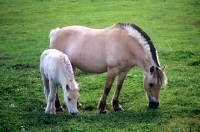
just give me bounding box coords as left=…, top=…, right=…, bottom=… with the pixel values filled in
left=149, top=101, right=159, bottom=108
left=149, top=96, right=159, bottom=108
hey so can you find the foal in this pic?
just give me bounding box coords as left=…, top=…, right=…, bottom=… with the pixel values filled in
left=40, top=49, right=79, bottom=115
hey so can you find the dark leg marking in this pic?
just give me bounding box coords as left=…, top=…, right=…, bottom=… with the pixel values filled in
left=55, top=88, right=64, bottom=112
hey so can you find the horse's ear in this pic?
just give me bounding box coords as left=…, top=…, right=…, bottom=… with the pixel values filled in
left=150, top=66, right=154, bottom=73
left=161, top=65, right=167, bottom=72
left=66, top=84, right=70, bottom=91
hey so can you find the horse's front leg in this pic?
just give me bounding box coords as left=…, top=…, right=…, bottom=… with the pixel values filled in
left=98, top=68, right=118, bottom=114
left=112, top=71, right=128, bottom=111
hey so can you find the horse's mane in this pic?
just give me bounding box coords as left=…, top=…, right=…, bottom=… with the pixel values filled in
left=154, top=67, right=167, bottom=87
left=117, top=23, right=160, bottom=67
left=61, top=56, right=79, bottom=90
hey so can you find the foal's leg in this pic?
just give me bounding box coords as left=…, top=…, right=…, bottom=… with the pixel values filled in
left=97, top=68, right=118, bottom=114
left=42, top=76, right=49, bottom=103
left=42, top=75, right=50, bottom=113
left=50, top=94, right=56, bottom=114
left=112, top=71, right=128, bottom=111
left=45, top=81, right=56, bottom=114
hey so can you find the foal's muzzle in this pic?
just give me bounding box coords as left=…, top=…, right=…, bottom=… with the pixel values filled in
left=70, top=110, right=78, bottom=115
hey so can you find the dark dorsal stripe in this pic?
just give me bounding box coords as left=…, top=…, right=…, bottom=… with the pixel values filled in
left=117, top=23, right=160, bottom=67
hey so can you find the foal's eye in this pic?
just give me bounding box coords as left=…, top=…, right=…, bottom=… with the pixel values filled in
left=149, top=83, right=154, bottom=87
left=68, top=98, right=71, bottom=101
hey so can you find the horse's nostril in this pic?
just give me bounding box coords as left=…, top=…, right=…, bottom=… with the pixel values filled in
left=149, top=101, right=159, bottom=108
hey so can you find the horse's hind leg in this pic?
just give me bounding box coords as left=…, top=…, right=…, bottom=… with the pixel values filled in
left=112, top=71, right=128, bottom=111
left=72, top=64, right=77, bottom=75
left=98, top=68, right=118, bottom=114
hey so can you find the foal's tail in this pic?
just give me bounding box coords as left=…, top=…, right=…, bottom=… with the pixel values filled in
left=49, top=28, right=60, bottom=38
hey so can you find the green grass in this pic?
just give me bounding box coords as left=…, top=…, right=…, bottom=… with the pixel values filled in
left=0, top=0, right=200, bottom=131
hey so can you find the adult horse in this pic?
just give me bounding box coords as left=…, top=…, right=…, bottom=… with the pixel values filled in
left=49, top=23, right=167, bottom=114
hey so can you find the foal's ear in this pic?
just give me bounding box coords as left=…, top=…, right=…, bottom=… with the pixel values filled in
left=161, top=65, right=167, bottom=72
left=150, top=66, right=154, bottom=73
left=66, top=84, right=70, bottom=91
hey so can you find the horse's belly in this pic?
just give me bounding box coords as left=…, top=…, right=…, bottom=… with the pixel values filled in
left=66, top=41, right=108, bottom=73
left=71, top=58, right=107, bottom=73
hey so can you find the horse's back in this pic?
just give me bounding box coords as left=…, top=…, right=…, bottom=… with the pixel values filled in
left=50, top=24, right=123, bottom=50
left=49, top=24, right=136, bottom=73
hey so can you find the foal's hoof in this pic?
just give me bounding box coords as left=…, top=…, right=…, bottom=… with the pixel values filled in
left=56, top=106, right=64, bottom=112
left=114, top=106, right=124, bottom=111
left=99, top=109, right=107, bottom=114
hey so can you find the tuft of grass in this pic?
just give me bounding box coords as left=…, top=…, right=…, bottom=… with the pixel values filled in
left=0, top=0, right=200, bottom=131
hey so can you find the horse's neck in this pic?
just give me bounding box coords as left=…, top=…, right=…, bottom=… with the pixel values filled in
left=137, top=58, right=152, bottom=75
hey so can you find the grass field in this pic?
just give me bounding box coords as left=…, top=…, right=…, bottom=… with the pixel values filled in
left=0, top=0, right=200, bottom=131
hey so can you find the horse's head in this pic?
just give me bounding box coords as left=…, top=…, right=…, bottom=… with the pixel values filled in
left=64, top=84, right=80, bottom=115
left=144, top=65, right=167, bottom=108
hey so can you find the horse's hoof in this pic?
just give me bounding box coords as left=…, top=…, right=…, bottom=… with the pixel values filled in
left=114, top=106, right=124, bottom=111
left=99, top=109, right=107, bottom=114
left=56, top=106, right=64, bottom=112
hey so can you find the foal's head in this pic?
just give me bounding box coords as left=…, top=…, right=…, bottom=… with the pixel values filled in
left=64, top=84, right=80, bottom=115
left=144, top=65, right=167, bottom=108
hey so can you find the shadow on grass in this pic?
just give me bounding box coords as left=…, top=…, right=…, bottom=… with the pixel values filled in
left=9, top=108, right=161, bottom=131
left=2, top=105, right=199, bottom=131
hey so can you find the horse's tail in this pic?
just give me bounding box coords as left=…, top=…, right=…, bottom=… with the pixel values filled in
left=49, top=28, right=60, bottom=38
left=61, top=56, right=79, bottom=90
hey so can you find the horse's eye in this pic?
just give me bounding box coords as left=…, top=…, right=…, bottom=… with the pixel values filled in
left=149, top=83, right=154, bottom=87
left=68, top=98, right=71, bottom=101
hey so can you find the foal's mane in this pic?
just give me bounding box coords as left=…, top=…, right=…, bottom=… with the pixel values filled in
left=117, top=23, right=160, bottom=67
left=62, top=56, right=79, bottom=90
